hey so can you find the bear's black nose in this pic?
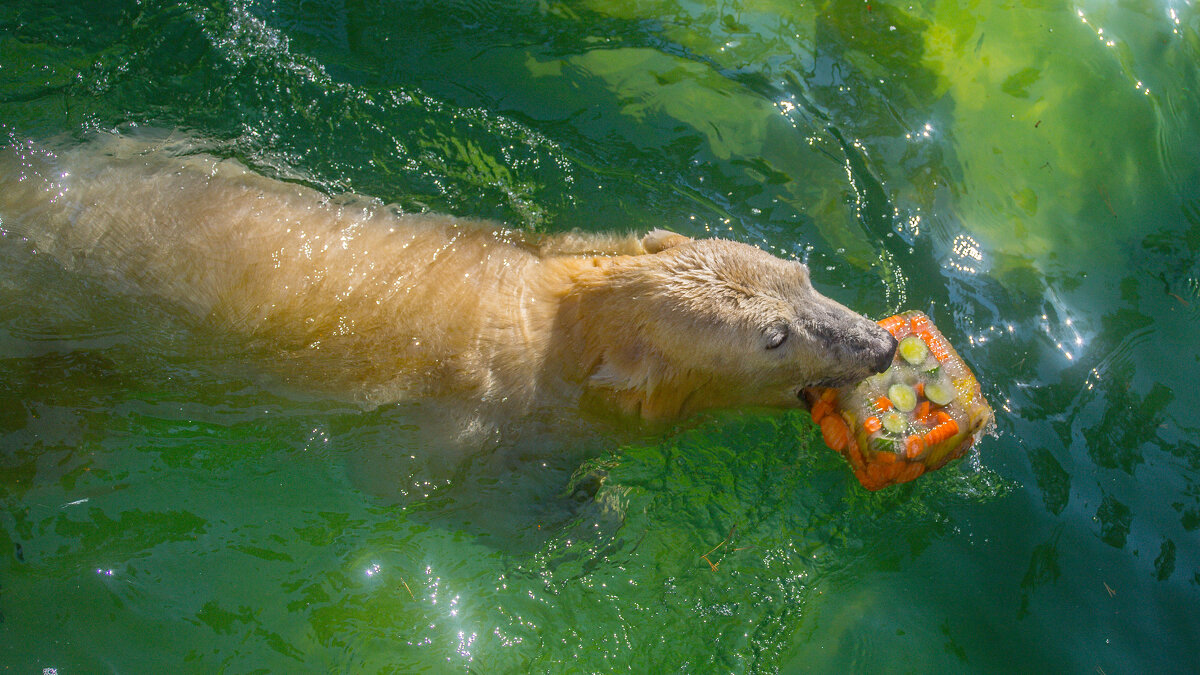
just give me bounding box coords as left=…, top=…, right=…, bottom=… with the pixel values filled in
left=873, top=334, right=898, bottom=374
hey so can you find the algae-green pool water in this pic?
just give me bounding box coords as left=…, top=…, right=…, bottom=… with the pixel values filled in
left=2, top=0, right=1198, bottom=671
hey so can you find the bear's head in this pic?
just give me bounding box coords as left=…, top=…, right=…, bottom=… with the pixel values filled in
left=556, top=231, right=897, bottom=420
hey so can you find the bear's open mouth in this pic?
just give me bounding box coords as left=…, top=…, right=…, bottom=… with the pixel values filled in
left=795, top=376, right=857, bottom=406
left=806, top=376, right=853, bottom=390
left=794, top=383, right=826, bottom=404
left=795, top=388, right=810, bottom=409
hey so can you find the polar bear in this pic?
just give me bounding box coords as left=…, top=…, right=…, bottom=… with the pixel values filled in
left=0, top=132, right=896, bottom=434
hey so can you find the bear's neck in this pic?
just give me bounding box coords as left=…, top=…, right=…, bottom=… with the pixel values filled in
left=536, top=256, right=713, bottom=422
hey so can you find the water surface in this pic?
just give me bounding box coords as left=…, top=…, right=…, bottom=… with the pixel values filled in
left=1, top=0, right=1198, bottom=671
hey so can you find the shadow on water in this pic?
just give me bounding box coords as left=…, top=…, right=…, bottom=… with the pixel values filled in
left=338, top=400, right=637, bottom=554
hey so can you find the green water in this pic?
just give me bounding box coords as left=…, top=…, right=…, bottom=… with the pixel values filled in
left=2, top=0, right=1198, bottom=671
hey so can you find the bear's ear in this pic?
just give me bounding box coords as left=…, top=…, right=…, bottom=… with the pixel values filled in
left=642, top=229, right=692, bottom=254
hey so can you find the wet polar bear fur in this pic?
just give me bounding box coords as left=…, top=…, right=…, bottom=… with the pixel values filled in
left=0, top=132, right=896, bottom=432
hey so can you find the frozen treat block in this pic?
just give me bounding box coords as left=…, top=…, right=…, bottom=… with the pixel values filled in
left=806, top=311, right=994, bottom=490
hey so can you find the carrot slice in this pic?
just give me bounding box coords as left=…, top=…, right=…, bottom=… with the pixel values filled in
left=897, top=461, right=926, bottom=483
left=875, top=396, right=894, bottom=412
left=923, top=419, right=960, bottom=447
left=905, top=434, right=925, bottom=459
left=846, top=436, right=866, bottom=470
left=925, top=424, right=943, bottom=446
left=863, top=416, right=882, bottom=434
left=878, top=315, right=907, bottom=337
left=940, top=418, right=960, bottom=438
left=820, top=415, right=851, bottom=451
left=866, top=461, right=890, bottom=485
left=911, top=314, right=932, bottom=333
left=919, top=330, right=951, bottom=361
left=915, top=400, right=931, bottom=423
left=811, top=399, right=833, bottom=423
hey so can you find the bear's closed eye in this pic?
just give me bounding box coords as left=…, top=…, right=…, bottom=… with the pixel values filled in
left=765, top=325, right=789, bottom=350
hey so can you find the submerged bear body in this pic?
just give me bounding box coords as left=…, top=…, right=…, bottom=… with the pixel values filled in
left=0, top=132, right=895, bottom=432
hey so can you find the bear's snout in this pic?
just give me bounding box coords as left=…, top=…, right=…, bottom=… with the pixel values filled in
left=872, top=333, right=898, bottom=374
